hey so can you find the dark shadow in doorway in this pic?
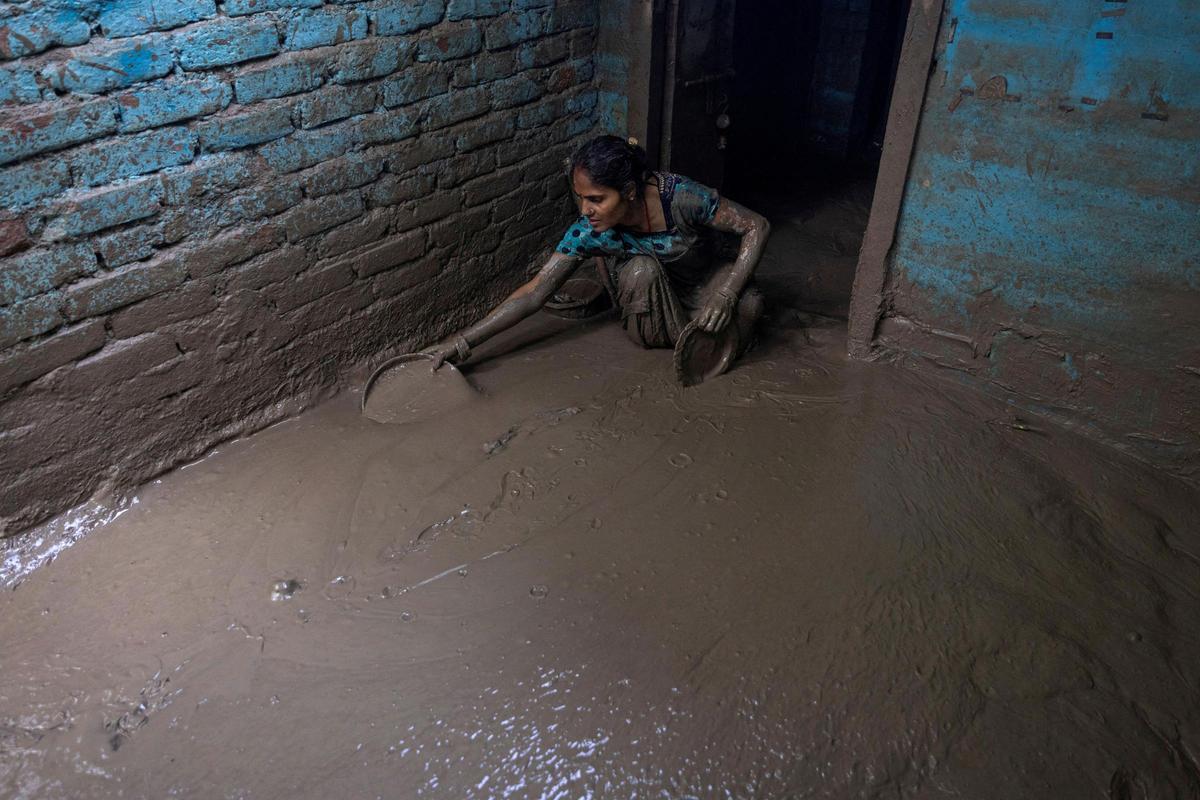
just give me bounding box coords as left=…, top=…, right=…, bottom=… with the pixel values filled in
left=720, top=0, right=912, bottom=320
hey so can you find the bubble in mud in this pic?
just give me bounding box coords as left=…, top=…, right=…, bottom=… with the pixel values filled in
left=457, top=567, right=469, bottom=577
left=529, top=585, right=549, bottom=599
left=380, top=586, right=392, bottom=599
left=271, top=579, right=301, bottom=601
left=399, top=610, right=414, bottom=622
left=668, top=453, right=693, bottom=468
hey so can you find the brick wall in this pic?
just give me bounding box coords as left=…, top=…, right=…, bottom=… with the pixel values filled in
left=0, top=0, right=600, bottom=535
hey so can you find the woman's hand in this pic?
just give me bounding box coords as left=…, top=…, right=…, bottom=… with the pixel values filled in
left=425, top=343, right=456, bottom=371
left=421, top=254, right=582, bottom=370
left=697, top=290, right=737, bottom=333
left=424, top=335, right=469, bottom=371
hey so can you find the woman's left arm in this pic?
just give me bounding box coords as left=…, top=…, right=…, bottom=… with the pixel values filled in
left=698, top=198, right=771, bottom=332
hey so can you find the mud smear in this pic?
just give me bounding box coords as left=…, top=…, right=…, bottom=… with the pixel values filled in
left=2, top=314, right=1199, bottom=799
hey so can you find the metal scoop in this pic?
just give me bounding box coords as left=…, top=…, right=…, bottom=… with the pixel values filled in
left=673, top=319, right=741, bottom=387
left=360, top=353, right=477, bottom=424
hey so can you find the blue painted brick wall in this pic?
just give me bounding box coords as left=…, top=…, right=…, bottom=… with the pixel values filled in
left=447, top=0, right=510, bottom=21
left=1, top=66, right=43, bottom=105
left=177, top=17, right=281, bottom=70
left=225, top=0, right=322, bottom=16
left=43, top=36, right=175, bottom=93
left=195, top=104, right=295, bottom=151
left=234, top=54, right=328, bottom=102
left=0, top=99, right=120, bottom=165
left=372, top=1, right=448, bottom=37
left=98, top=0, right=218, bottom=38
left=0, top=0, right=601, bottom=535
left=415, top=24, right=483, bottom=61
left=117, top=76, right=233, bottom=133
left=70, top=126, right=196, bottom=188
left=283, top=8, right=368, bottom=51
left=0, top=9, right=90, bottom=60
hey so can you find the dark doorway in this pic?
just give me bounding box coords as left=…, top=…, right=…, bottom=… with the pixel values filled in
left=720, top=0, right=912, bottom=318
left=650, top=0, right=913, bottom=318
left=726, top=0, right=912, bottom=186
left=653, top=0, right=739, bottom=190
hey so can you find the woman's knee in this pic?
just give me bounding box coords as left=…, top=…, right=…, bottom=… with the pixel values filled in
left=618, top=256, right=666, bottom=293
left=622, top=313, right=674, bottom=348
left=738, top=286, right=765, bottom=321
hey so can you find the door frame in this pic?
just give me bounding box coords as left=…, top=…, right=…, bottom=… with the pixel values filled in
left=640, top=0, right=947, bottom=352
left=649, top=0, right=738, bottom=186
left=846, top=0, right=948, bottom=358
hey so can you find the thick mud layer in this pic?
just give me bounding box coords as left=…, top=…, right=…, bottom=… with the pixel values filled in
left=2, top=314, right=1199, bottom=799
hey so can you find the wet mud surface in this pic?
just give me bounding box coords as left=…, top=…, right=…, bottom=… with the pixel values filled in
left=3, top=308, right=1199, bottom=799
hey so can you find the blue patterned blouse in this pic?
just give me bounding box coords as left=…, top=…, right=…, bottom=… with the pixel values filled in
left=555, top=172, right=721, bottom=264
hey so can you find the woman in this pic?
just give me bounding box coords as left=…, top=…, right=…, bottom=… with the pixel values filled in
left=426, top=135, right=770, bottom=370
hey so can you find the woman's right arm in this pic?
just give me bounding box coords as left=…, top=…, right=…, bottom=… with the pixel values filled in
left=427, top=252, right=582, bottom=369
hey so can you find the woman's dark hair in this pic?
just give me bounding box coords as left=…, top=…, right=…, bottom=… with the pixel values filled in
left=567, top=135, right=651, bottom=198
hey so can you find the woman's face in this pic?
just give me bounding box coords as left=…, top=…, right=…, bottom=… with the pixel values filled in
left=572, top=168, right=630, bottom=232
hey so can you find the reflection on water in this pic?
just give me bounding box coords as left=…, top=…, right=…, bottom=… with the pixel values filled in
left=2, top=498, right=136, bottom=590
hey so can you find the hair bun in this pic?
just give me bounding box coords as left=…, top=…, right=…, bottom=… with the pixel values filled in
left=568, top=135, right=651, bottom=194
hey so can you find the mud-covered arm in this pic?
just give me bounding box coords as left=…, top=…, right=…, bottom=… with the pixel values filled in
left=427, top=252, right=581, bottom=368
left=696, top=198, right=771, bottom=332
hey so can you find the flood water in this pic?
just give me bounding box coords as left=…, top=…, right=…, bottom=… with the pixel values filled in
left=2, top=306, right=1198, bottom=799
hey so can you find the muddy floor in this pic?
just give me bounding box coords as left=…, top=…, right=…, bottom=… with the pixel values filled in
left=3, top=301, right=1199, bottom=798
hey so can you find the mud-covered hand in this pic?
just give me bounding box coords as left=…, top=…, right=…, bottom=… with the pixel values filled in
left=425, top=335, right=470, bottom=371
left=697, top=290, right=737, bottom=333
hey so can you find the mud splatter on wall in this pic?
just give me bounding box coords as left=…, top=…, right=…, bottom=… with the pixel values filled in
left=876, top=0, right=1200, bottom=478
left=0, top=0, right=602, bottom=535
